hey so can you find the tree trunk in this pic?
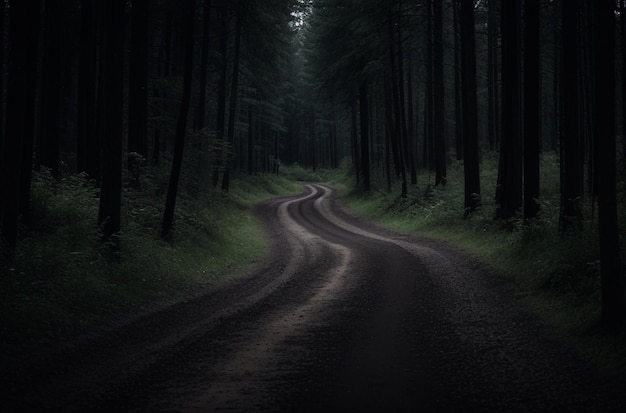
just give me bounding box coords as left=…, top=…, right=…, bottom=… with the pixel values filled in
left=453, top=1, right=464, bottom=160
left=1, top=0, right=41, bottom=254
left=458, top=0, right=481, bottom=215
left=247, top=103, right=255, bottom=175
left=495, top=0, right=522, bottom=220
left=128, top=0, right=150, bottom=167
left=524, top=0, right=541, bottom=221
left=487, top=0, right=500, bottom=151
left=194, top=0, right=212, bottom=131
left=161, top=0, right=195, bottom=240
left=77, top=0, right=99, bottom=178
left=213, top=11, right=228, bottom=187
left=360, top=81, right=370, bottom=192
left=351, top=99, right=360, bottom=184
left=40, top=0, right=63, bottom=177
left=388, top=3, right=407, bottom=197
left=221, top=13, right=242, bottom=192
left=98, top=0, right=125, bottom=240
left=433, top=0, right=446, bottom=186
left=407, top=59, right=417, bottom=185
left=594, top=0, right=625, bottom=326
left=559, top=0, right=583, bottom=230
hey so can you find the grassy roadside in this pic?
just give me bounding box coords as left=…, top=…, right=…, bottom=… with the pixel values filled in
left=0, top=168, right=302, bottom=352
left=327, top=154, right=626, bottom=374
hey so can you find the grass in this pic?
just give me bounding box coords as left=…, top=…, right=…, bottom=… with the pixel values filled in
left=328, top=153, right=626, bottom=375
left=0, top=165, right=301, bottom=351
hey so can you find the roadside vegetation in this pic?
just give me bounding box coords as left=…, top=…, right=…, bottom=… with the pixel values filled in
left=0, top=166, right=301, bottom=352
left=329, top=153, right=626, bottom=374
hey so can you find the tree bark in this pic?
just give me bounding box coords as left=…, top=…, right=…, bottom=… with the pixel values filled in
left=221, top=13, right=242, bottom=192
left=128, top=0, right=150, bottom=166
left=194, top=0, right=212, bottom=131
left=458, top=0, right=481, bottom=215
left=98, top=0, right=125, bottom=240
left=40, top=0, right=63, bottom=177
left=360, top=81, right=370, bottom=192
left=161, top=0, right=195, bottom=240
left=2, top=0, right=41, bottom=254
left=433, top=0, right=446, bottom=186
left=495, top=0, right=522, bottom=219
left=77, top=0, right=99, bottom=178
left=594, top=0, right=625, bottom=326
left=523, top=0, right=541, bottom=221
left=487, top=0, right=500, bottom=150
left=559, top=0, right=583, bottom=230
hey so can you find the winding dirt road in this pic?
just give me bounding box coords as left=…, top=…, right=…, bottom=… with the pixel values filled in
left=4, top=184, right=626, bottom=411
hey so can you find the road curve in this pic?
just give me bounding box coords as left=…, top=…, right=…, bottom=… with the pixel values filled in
left=4, top=184, right=626, bottom=412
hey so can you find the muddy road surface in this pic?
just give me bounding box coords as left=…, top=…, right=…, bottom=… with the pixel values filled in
left=4, top=184, right=626, bottom=412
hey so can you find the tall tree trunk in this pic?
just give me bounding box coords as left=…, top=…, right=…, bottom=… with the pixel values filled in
left=128, top=0, right=149, bottom=167
left=407, top=59, right=417, bottom=185
left=388, top=3, right=407, bottom=197
left=559, top=0, right=583, bottom=230
left=622, top=0, right=626, bottom=161
left=495, top=0, right=523, bottom=219
left=2, top=0, right=41, bottom=254
left=98, top=0, right=125, bottom=240
left=433, top=0, right=446, bottom=186
left=213, top=11, right=228, bottom=187
left=424, top=0, right=435, bottom=173
left=351, top=99, right=360, bottom=184
left=487, top=0, right=500, bottom=150
left=594, top=0, right=625, bottom=326
left=40, top=0, right=63, bottom=177
left=384, top=81, right=393, bottom=193
left=397, top=0, right=409, bottom=197
left=458, top=0, right=481, bottom=215
left=247, top=103, right=255, bottom=175
left=524, top=0, right=541, bottom=221
left=194, top=0, right=212, bottom=131
left=360, top=81, right=370, bottom=192
left=221, top=13, right=242, bottom=192
left=453, top=1, right=464, bottom=160
left=161, top=0, right=195, bottom=239
left=77, top=0, right=99, bottom=178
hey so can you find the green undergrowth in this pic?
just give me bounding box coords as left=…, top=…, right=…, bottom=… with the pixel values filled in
left=330, top=153, right=626, bottom=374
left=0, top=166, right=301, bottom=350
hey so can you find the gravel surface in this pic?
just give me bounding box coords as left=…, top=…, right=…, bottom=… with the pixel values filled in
left=3, top=184, right=626, bottom=412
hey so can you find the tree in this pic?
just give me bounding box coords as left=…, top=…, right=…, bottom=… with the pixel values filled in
left=1, top=0, right=42, bottom=254
left=77, top=0, right=99, bottom=179
left=40, top=0, right=63, bottom=177
left=594, top=0, right=625, bottom=326
left=194, top=0, right=212, bottom=131
left=457, top=0, right=480, bottom=216
left=161, top=0, right=195, bottom=239
left=221, top=10, right=242, bottom=192
left=523, top=0, right=541, bottom=221
left=559, top=0, right=583, bottom=230
left=128, top=0, right=150, bottom=168
left=97, top=0, right=125, bottom=240
left=360, top=81, right=371, bottom=192
left=433, top=0, right=447, bottom=186
left=495, top=0, right=522, bottom=219
left=487, top=0, right=500, bottom=150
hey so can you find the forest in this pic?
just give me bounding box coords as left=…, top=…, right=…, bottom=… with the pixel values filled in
left=1, top=0, right=626, bottom=373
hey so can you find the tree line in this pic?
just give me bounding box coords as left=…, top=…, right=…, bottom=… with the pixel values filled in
left=0, top=0, right=624, bottom=325
left=0, top=0, right=297, bottom=249
left=300, top=0, right=625, bottom=325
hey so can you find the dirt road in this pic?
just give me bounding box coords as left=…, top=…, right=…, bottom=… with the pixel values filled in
left=4, top=184, right=626, bottom=411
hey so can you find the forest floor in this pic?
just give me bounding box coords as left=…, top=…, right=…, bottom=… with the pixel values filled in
left=3, top=184, right=626, bottom=411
